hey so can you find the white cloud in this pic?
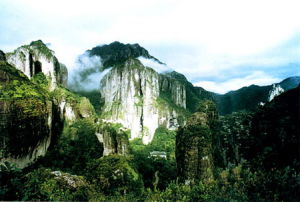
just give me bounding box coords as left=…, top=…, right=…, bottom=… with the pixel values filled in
left=68, top=54, right=109, bottom=91
left=138, top=57, right=172, bottom=73
left=194, top=71, right=280, bottom=94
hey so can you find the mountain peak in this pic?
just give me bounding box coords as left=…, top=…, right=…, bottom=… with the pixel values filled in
left=87, top=41, right=163, bottom=69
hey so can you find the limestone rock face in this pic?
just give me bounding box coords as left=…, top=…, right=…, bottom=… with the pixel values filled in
left=6, top=40, right=67, bottom=90
left=159, top=74, right=186, bottom=108
left=0, top=61, right=57, bottom=168
left=100, top=59, right=187, bottom=144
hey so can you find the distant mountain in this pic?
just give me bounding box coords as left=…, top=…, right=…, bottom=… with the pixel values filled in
left=215, top=76, right=300, bottom=115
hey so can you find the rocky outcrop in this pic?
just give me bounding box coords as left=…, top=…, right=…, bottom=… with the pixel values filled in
left=100, top=58, right=187, bottom=144
left=176, top=112, right=214, bottom=184
left=268, top=84, right=284, bottom=101
left=6, top=40, right=67, bottom=90
left=176, top=101, right=218, bottom=184
left=53, top=87, right=96, bottom=123
left=0, top=61, right=57, bottom=168
left=96, top=122, right=129, bottom=156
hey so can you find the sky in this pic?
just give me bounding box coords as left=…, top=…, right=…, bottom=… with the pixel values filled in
left=0, top=0, right=300, bottom=94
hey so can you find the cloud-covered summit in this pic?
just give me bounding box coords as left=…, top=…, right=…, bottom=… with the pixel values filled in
left=69, top=41, right=170, bottom=91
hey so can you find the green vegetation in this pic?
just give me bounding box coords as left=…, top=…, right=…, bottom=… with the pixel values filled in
left=130, top=127, right=177, bottom=190
left=32, top=119, right=103, bottom=175
left=0, top=164, right=103, bottom=201
left=29, top=40, right=55, bottom=60
left=156, top=91, right=190, bottom=125
left=85, top=155, right=143, bottom=196
left=76, top=90, right=104, bottom=114
left=0, top=62, right=49, bottom=101
left=161, top=71, right=216, bottom=113
left=32, top=72, right=50, bottom=90
left=0, top=62, right=52, bottom=158
left=51, top=87, right=96, bottom=120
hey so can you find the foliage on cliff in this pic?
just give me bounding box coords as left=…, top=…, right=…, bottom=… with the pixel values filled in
left=0, top=61, right=52, bottom=158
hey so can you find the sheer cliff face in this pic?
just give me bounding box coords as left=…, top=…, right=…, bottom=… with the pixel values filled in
left=6, top=40, right=67, bottom=90
left=100, top=59, right=186, bottom=144
left=159, top=74, right=186, bottom=109
left=0, top=59, right=57, bottom=168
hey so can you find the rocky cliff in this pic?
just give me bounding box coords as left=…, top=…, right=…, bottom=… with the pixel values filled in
left=6, top=40, right=68, bottom=90
left=0, top=56, right=58, bottom=168
left=100, top=58, right=187, bottom=144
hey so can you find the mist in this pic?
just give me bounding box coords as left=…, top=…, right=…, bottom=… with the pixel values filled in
left=68, top=53, right=111, bottom=92
left=138, top=57, right=172, bottom=73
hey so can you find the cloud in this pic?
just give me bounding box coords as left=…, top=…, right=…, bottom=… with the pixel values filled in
left=68, top=54, right=111, bottom=91
left=194, top=71, right=280, bottom=94
left=138, top=57, right=172, bottom=73
left=1, top=0, right=300, bottom=92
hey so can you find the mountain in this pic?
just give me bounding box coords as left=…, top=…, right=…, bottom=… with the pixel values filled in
left=215, top=76, right=300, bottom=115
left=1, top=40, right=300, bottom=201
left=83, top=42, right=216, bottom=144
left=99, top=58, right=187, bottom=144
